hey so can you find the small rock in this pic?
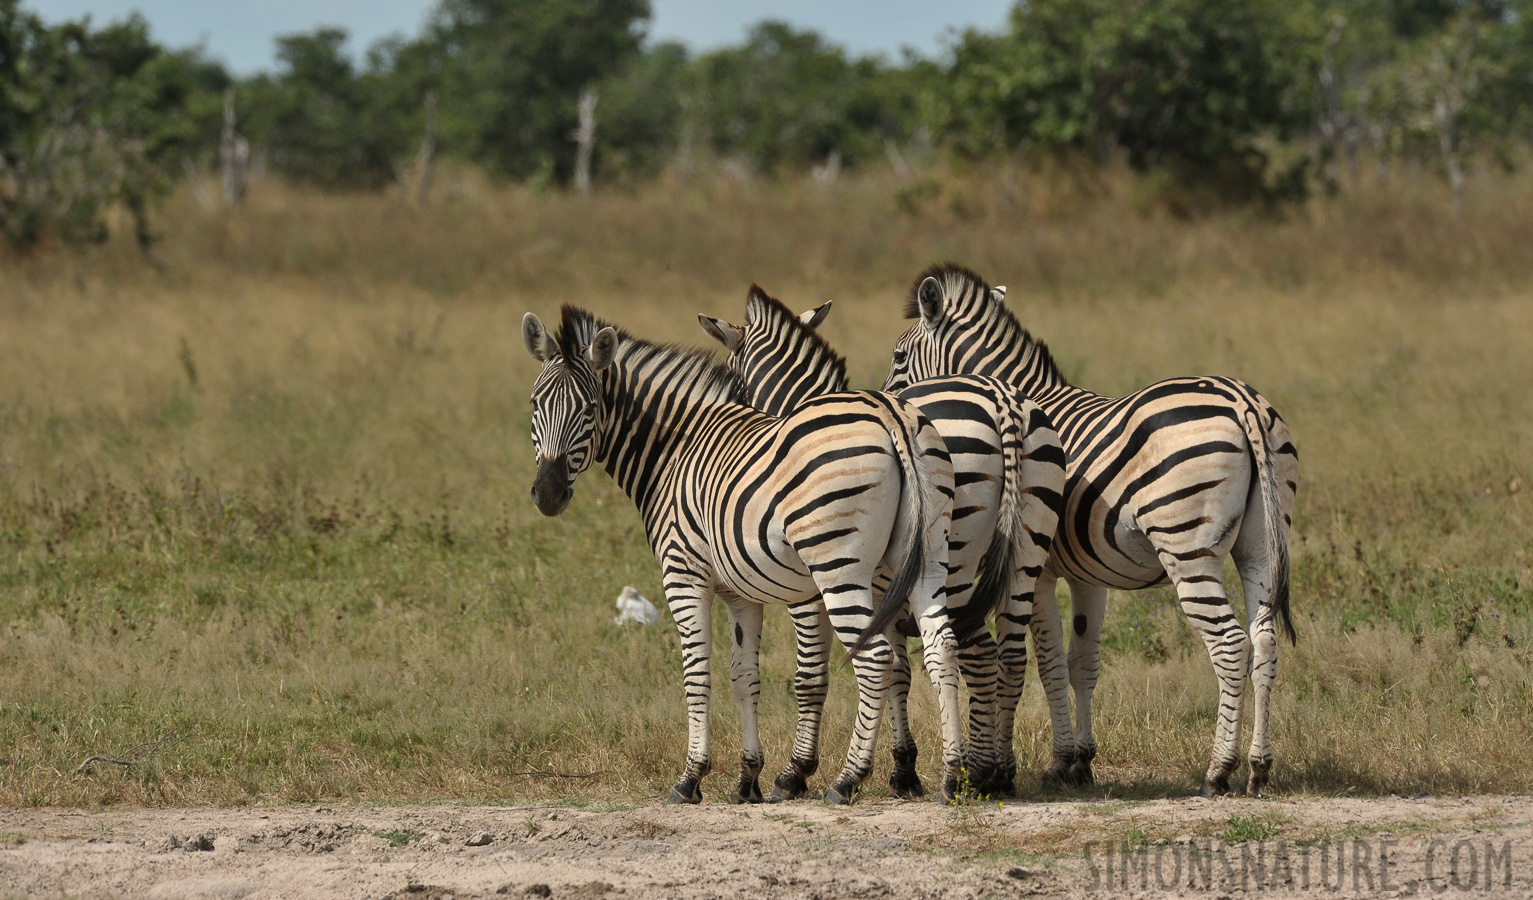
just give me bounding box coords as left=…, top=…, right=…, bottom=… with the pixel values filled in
left=1007, top=867, right=1031, bottom=880
left=524, top=887, right=552, bottom=898
left=466, top=831, right=493, bottom=847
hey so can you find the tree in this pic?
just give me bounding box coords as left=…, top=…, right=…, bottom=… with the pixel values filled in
left=940, top=0, right=1312, bottom=203
left=422, top=0, right=649, bottom=183
left=0, top=2, right=228, bottom=248
left=239, top=28, right=403, bottom=189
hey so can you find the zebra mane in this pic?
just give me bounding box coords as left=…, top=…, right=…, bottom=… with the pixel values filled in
left=556, top=305, right=750, bottom=407
left=904, top=262, right=1069, bottom=387
left=745, top=285, right=848, bottom=385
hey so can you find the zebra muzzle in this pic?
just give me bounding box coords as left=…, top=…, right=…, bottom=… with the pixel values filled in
left=531, top=454, right=573, bottom=516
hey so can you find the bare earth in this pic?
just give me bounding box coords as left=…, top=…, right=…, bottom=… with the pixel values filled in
left=3, top=795, right=1531, bottom=899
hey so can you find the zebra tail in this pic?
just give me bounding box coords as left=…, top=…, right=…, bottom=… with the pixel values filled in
left=957, top=398, right=1066, bottom=643
left=1241, top=398, right=1296, bottom=646
left=847, top=405, right=935, bottom=661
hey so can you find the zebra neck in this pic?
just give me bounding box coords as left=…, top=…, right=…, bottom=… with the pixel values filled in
left=591, top=358, right=751, bottom=514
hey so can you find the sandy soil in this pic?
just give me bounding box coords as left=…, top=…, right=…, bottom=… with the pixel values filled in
left=2, top=794, right=1531, bottom=898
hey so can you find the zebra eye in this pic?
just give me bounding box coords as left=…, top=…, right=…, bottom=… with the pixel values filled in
left=892, top=348, right=908, bottom=365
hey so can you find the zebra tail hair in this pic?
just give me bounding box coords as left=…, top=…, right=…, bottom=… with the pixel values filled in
left=847, top=405, right=934, bottom=661
left=1242, top=400, right=1295, bottom=646
left=956, top=397, right=1065, bottom=643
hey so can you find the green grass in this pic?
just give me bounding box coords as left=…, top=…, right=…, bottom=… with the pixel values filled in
left=0, top=165, right=1530, bottom=807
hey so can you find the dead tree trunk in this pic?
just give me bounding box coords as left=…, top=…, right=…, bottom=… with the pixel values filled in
left=220, top=89, right=249, bottom=207
left=413, top=91, right=437, bottom=209
left=572, top=88, right=597, bottom=197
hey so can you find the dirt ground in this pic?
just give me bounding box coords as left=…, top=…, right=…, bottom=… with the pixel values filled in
left=2, top=794, right=1531, bottom=899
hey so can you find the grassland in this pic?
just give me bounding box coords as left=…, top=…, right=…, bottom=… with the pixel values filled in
left=0, top=164, right=1529, bottom=807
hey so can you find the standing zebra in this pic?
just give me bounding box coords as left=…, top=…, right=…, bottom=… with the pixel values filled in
left=523, top=305, right=968, bottom=803
left=884, top=264, right=1297, bottom=797
left=699, top=286, right=1072, bottom=796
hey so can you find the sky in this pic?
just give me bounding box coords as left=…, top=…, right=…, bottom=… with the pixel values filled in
left=25, top=0, right=1014, bottom=75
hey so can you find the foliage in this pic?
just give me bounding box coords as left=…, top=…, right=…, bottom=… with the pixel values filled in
left=0, top=0, right=227, bottom=248
left=239, top=28, right=403, bottom=189
left=686, top=21, right=928, bottom=174
left=940, top=0, right=1313, bottom=203
left=420, top=0, right=650, bottom=183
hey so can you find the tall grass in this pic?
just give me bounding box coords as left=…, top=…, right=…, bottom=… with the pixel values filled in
left=0, top=163, right=1529, bottom=806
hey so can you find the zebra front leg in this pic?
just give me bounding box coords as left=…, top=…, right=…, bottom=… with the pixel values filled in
left=1065, top=579, right=1107, bottom=786
left=1028, top=572, right=1076, bottom=787
left=663, top=575, right=714, bottom=804
left=770, top=603, right=829, bottom=801
left=885, top=631, right=924, bottom=798
left=722, top=596, right=766, bottom=804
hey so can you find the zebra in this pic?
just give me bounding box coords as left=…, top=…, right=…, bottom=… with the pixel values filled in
left=523, top=304, right=968, bottom=804
left=883, top=263, right=1298, bottom=797
left=698, top=285, right=1072, bottom=796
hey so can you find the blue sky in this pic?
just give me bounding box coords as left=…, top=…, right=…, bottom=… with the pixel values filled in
left=26, top=1, right=1013, bottom=74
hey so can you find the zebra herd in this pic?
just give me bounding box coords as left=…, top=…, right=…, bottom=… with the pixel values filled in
left=523, top=262, right=1298, bottom=805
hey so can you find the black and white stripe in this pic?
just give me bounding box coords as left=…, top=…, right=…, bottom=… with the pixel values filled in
left=524, top=305, right=967, bottom=804
left=884, top=264, right=1298, bottom=797
left=699, top=286, right=1072, bottom=796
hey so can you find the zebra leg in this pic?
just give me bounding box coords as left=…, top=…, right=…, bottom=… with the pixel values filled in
left=663, top=578, right=714, bottom=804
left=770, top=603, right=829, bottom=801
left=824, top=594, right=894, bottom=805
left=1162, top=555, right=1252, bottom=798
left=991, top=598, right=1029, bottom=798
left=722, top=596, right=766, bottom=804
left=1064, top=579, right=1107, bottom=786
left=955, top=622, right=1003, bottom=796
left=1028, top=572, right=1076, bottom=787
left=912, top=599, right=965, bottom=803
left=886, top=632, right=925, bottom=798
left=1234, top=529, right=1283, bottom=796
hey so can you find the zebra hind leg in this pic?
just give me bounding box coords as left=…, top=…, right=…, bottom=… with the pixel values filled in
left=770, top=604, right=830, bottom=802
left=1164, top=556, right=1252, bottom=798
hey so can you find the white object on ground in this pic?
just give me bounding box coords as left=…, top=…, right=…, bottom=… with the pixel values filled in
left=613, top=585, right=660, bottom=625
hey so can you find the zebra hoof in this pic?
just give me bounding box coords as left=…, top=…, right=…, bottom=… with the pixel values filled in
left=770, top=771, right=809, bottom=802
left=666, top=780, right=703, bottom=805
left=889, top=768, right=925, bottom=799
left=730, top=777, right=764, bottom=805
left=982, top=777, right=1016, bottom=799
left=941, top=774, right=961, bottom=805
left=1197, top=776, right=1233, bottom=798
left=1246, top=761, right=1272, bottom=797
left=1041, top=760, right=1072, bottom=789
left=1067, top=759, right=1095, bottom=787
left=825, top=776, right=859, bottom=805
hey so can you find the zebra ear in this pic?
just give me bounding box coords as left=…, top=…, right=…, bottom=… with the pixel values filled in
left=992, top=285, right=1007, bottom=303
left=698, top=314, right=744, bottom=352
left=917, top=277, right=944, bottom=328
left=798, top=300, right=832, bottom=330
left=522, top=313, right=552, bottom=361
left=586, top=326, right=619, bottom=371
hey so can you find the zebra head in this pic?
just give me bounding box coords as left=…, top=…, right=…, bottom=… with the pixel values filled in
left=697, top=285, right=841, bottom=415
left=522, top=311, right=618, bottom=517
left=885, top=263, right=1005, bottom=392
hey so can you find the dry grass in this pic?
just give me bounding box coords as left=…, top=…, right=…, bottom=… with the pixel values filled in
left=0, top=162, right=1529, bottom=807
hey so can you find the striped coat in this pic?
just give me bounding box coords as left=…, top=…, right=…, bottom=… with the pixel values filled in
left=884, top=264, right=1298, bottom=797
left=700, top=286, right=1072, bottom=796
left=524, top=305, right=967, bottom=804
